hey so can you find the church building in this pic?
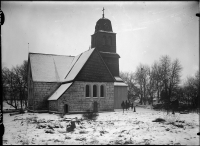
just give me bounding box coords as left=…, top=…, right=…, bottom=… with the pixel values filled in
left=27, top=9, right=128, bottom=113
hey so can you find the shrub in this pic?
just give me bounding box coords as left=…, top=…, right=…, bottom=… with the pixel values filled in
left=82, top=110, right=99, bottom=121
left=152, top=118, right=166, bottom=123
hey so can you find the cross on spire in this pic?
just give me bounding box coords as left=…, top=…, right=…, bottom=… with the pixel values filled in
left=102, top=7, right=105, bottom=18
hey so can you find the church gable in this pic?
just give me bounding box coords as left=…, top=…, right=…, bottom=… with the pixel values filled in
left=75, top=49, right=114, bottom=82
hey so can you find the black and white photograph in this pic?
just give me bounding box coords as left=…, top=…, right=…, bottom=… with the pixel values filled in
left=2, top=1, right=199, bottom=145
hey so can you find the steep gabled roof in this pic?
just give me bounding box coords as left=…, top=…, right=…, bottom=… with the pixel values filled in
left=29, top=48, right=96, bottom=82
left=63, top=48, right=95, bottom=82
left=29, top=53, right=74, bottom=82
left=75, top=48, right=115, bottom=82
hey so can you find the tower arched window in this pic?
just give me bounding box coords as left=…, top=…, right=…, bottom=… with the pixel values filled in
left=100, top=85, right=105, bottom=97
left=93, top=85, right=97, bottom=97
left=102, top=36, right=106, bottom=45
left=86, top=85, right=90, bottom=97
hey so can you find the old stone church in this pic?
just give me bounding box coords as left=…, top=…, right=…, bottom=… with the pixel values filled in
left=27, top=10, right=128, bottom=113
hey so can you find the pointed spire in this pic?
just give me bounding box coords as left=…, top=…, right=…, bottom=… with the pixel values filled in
left=102, top=7, right=105, bottom=18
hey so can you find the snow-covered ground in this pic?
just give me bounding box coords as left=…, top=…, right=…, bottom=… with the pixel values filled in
left=3, top=107, right=199, bottom=145
left=3, top=101, right=26, bottom=110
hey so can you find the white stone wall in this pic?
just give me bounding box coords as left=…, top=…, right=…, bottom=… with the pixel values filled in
left=57, top=81, right=114, bottom=113
left=49, top=100, right=57, bottom=111
left=33, top=82, right=60, bottom=110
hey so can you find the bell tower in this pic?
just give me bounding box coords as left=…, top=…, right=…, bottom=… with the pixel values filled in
left=91, top=8, right=120, bottom=77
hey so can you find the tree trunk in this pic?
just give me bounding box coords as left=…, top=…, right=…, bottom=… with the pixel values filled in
left=20, top=89, right=23, bottom=110
left=140, top=84, right=143, bottom=104
left=143, top=82, right=146, bottom=105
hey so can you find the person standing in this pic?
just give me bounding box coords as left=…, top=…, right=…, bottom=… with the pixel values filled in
left=133, top=101, right=136, bottom=112
left=121, top=101, right=125, bottom=113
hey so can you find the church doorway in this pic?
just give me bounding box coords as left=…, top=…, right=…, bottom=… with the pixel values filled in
left=64, top=104, right=69, bottom=114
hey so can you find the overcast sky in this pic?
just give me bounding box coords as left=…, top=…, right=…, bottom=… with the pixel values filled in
left=2, top=1, right=199, bottom=84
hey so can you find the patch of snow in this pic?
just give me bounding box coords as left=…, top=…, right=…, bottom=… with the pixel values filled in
left=3, top=107, right=199, bottom=145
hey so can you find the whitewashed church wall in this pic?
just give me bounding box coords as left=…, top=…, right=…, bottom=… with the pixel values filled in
left=33, top=82, right=60, bottom=110
left=57, top=81, right=114, bottom=113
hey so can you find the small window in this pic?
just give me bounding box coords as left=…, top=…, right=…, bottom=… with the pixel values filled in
left=93, top=85, right=97, bottom=97
left=86, top=85, right=90, bottom=97
left=100, top=85, right=105, bottom=97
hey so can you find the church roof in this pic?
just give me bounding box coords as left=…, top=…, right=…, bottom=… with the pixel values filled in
left=114, top=76, right=124, bottom=82
left=63, top=48, right=95, bottom=82
left=29, top=48, right=95, bottom=82
left=29, top=53, right=74, bottom=82
left=114, top=82, right=128, bottom=87
left=48, top=82, right=72, bottom=101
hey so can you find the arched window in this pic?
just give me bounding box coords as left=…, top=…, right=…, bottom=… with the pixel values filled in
left=93, top=85, right=97, bottom=97
left=100, top=85, right=105, bottom=97
left=86, top=85, right=90, bottom=97
left=102, top=36, right=106, bottom=45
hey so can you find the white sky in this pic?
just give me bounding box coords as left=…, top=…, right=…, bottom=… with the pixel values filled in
left=2, top=1, right=199, bottom=84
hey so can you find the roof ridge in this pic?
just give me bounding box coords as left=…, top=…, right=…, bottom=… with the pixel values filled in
left=29, top=52, right=74, bottom=57
left=64, top=53, right=83, bottom=79
left=81, top=48, right=95, bottom=54
left=63, top=48, right=96, bottom=82
left=63, top=48, right=95, bottom=79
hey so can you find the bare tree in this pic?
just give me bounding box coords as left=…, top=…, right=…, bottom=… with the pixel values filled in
left=2, top=67, right=18, bottom=109
left=168, top=59, right=182, bottom=100
left=183, top=70, right=199, bottom=108
left=146, top=66, right=157, bottom=105
left=158, top=56, right=182, bottom=103
left=2, top=60, right=28, bottom=110
left=151, top=61, right=163, bottom=103
left=135, top=64, right=149, bottom=105
left=120, top=71, right=140, bottom=102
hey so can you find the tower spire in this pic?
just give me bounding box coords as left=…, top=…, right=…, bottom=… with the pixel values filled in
left=102, top=7, right=105, bottom=18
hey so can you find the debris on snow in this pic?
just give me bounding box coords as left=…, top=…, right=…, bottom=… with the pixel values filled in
left=3, top=107, right=199, bottom=145
left=45, top=129, right=55, bottom=134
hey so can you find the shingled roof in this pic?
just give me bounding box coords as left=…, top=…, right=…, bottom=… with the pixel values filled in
left=29, top=48, right=95, bottom=82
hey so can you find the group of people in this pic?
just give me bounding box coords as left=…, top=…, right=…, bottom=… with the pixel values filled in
left=121, top=100, right=136, bottom=113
